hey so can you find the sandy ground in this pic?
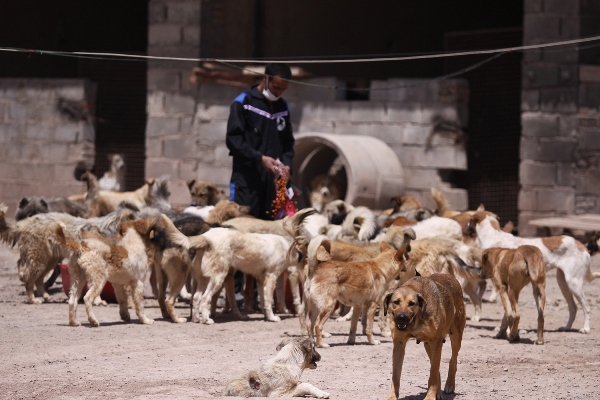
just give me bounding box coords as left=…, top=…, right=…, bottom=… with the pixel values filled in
left=1, top=245, right=600, bottom=400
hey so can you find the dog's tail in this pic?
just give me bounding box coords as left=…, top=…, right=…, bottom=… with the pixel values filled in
left=81, top=171, right=100, bottom=201
left=514, top=245, right=545, bottom=283
left=341, top=206, right=378, bottom=241
left=586, top=264, right=600, bottom=282
left=307, top=235, right=331, bottom=278
left=431, top=188, right=450, bottom=217
left=151, top=214, right=190, bottom=251
left=451, top=255, right=483, bottom=280
left=283, top=207, right=318, bottom=260
left=54, top=224, right=82, bottom=254
left=584, top=251, right=600, bottom=283
left=188, top=234, right=210, bottom=264
left=0, top=203, right=19, bottom=247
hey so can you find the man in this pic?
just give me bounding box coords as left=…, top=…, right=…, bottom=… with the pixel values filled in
left=226, top=63, right=294, bottom=220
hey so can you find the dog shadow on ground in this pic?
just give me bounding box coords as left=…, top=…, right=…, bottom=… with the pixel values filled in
left=399, top=388, right=459, bottom=400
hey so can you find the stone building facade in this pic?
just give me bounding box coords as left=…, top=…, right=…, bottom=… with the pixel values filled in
left=519, top=0, right=600, bottom=236
left=0, top=79, right=95, bottom=217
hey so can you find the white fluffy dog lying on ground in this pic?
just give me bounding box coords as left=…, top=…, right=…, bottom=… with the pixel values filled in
left=224, top=337, right=330, bottom=398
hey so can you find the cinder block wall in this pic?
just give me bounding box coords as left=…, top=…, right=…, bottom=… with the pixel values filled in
left=146, top=0, right=202, bottom=206
left=0, top=79, right=96, bottom=217
left=519, top=0, right=600, bottom=236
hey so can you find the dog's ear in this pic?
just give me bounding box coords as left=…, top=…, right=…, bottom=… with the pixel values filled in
left=145, top=177, right=156, bottom=186
left=502, top=221, right=514, bottom=233
left=18, top=197, right=29, bottom=208
left=276, top=338, right=292, bottom=351
left=477, top=203, right=485, bottom=211
left=186, top=179, right=196, bottom=191
left=383, top=292, right=394, bottom=316
left=417, top=293, right=426, bottom=310
left=394, top=245, right=408, bottom=263
left=248, top=375, right=261, bottom=391
left=316, top=244, right=332, bottom=262
left=465, top=218, right=476, bottom=238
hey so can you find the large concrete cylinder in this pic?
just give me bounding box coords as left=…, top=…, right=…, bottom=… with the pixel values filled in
left=292, top=132, right=404, bottom=210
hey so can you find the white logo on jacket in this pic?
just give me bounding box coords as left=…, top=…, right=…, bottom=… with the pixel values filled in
left=276, top=116, right=286, bottom=131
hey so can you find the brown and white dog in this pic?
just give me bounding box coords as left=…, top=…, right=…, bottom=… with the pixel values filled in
left=468, top=211, right=600, bottom=333
left=384, top=274, right=466, bottom=400
left=55, top=216, right=185, bottom=327
left=302, top=229, right=414, bottom=348
left=224, top=337, right=330, bottom=398
left=309, top=174, right=342, bottom=213
left=481, top=245, right=546, bottom=344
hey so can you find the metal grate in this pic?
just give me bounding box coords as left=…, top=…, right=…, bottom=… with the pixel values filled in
left=77, top=58, right=147, bottom=191
left=444, top=28, right=522, bottom=227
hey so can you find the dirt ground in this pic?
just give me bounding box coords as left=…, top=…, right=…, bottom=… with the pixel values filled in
left=1, top=245, right=600, bottom=400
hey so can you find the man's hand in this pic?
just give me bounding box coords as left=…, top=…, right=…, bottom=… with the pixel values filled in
left=261, top=155, right=285, bottom=176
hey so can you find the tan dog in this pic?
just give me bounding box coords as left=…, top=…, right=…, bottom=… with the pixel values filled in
left=303, top=229, right=415, bottom=348
left=224, top=337, right=329, bottom=398
left=71, top=173, right=156, bottom=216
left=188, top=213, right=310, bottom=324
left=0, top=203, right=137, bottom=304
left=481, top=245, right=546, bottom=344
left=384, top=274, right=466, bottom=400
left=390, top=195, right=423, bottom=213
left=431, top=187, right=485, bottom=218
left=56, top=216, right=184, bottom=327
left=187, top=180, right=226, bottom=207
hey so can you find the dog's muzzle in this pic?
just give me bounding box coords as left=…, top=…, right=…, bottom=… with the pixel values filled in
left=395, top=313, right=410, bottom=331
left=309, top=351, right=321, bottom=368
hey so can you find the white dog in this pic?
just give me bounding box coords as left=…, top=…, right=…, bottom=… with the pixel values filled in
left=224, top=337, right=330, bottom=398
left=188, top=227, right=303, bottom=324
left=469, top=211, right=600, bottom=333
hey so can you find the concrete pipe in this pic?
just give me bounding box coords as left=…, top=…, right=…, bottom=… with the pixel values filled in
left=292, top=132, right=404, bottom=210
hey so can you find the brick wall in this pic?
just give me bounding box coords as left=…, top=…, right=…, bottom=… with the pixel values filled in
left=0, top=79, right=96, bottom=217
left=519, top=0, right=600, bottom=236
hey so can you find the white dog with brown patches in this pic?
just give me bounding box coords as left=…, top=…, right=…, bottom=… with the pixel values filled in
left=469, top=211, right=600, bottom=333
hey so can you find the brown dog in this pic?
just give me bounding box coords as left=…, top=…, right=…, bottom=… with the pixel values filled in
left=187, top=180, right=226, bottom=207
left=384, top=274, right=466, bottom=400
left=303, top=229, right=415, bottom=348
left=481, top=245, right=546, bottom=344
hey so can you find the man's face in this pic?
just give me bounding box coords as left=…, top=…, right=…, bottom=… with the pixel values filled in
left=267, top=75, right=289, bottom=98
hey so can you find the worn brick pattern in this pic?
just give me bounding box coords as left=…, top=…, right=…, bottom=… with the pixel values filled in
left=518, top=0, right=600, bottom=237
left=0, top=79, right=96, bottom=216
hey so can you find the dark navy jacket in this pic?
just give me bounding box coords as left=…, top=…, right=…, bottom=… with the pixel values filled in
left=225, top=85, right=294, bottom=218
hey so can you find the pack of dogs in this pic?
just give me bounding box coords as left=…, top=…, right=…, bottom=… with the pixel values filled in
left=2, top=171, right=600, bottom=399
